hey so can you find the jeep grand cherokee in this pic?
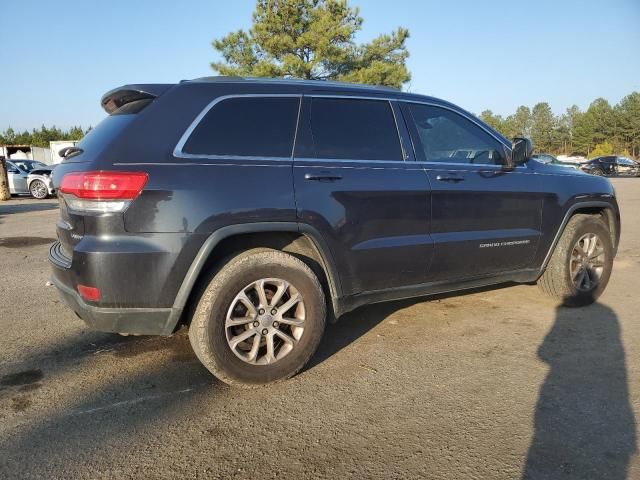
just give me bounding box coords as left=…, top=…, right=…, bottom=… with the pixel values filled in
left=50, top=77, right=620, bottom=386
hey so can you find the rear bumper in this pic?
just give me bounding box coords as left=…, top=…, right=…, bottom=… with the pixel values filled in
left=51, top=274, right=178, bottom=335
left=49, top=242, right=180, bottom=335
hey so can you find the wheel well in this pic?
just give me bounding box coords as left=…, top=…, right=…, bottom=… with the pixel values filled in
left=571, top=206, right=617, bottom=247
left=179, top=231, right=337, bottom=328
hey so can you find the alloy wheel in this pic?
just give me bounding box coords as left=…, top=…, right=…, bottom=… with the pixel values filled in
left=225, top=278, right=306, bottom=365
left=569, top=233, right=605, bottom=292
left=30, top=181, right=47, bottom=199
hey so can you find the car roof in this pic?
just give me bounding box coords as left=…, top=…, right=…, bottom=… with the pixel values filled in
left=183, top=75, right=452, bottom=105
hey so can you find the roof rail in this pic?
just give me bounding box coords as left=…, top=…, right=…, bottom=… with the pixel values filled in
left=186, top=75, right=400, bottom=92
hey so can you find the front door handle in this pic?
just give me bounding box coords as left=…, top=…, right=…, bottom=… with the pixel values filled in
left=436, top=174, right=465, bottom=183
left=304, top=173, right=343, bottom=182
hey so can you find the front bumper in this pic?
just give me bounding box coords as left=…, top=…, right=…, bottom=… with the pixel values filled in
left=44, top=176, right=56, bottom=195
left=49, top=243, right=180, bottom=335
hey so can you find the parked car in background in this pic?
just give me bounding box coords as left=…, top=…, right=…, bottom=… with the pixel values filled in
left=532, top=153, right=579, bottom=169
left=6, top=159, right=56, bottom=198
left=580, top=156, right=640, bottom=177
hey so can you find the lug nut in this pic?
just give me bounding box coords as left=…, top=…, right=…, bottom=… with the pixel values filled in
left=271, top=309, right=277, bottom=315
left=258, top=308, right=265, bottom=315
left=262, top=328, right=268, bottom=335
left=273, top=321, right=279, bottom=328
left=253, top=321, right=260, bottom=327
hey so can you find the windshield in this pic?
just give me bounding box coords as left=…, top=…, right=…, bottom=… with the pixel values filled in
left=10, top=160, right=48, bottom=172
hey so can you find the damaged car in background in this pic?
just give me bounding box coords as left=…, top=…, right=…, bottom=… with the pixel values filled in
left=6, top=159, right=56, bottom=199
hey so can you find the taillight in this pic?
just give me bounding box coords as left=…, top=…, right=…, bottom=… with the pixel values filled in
left=60, top=171, right=148, bottom=213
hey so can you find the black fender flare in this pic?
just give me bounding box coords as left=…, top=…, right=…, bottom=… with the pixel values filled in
left=539, top=199, right=619, bottom=275
left=164, top=222, right=342, bottom=332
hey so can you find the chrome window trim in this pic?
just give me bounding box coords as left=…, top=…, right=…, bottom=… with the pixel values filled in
left=173, top=91, right=512, bottom=166
left=400, top=99, right=511, bottom=150
left=420, top=161, right=528, bottom=170
left=293, top=158, right=424, bottom=171
left=173, top=94, right=302, bottom=160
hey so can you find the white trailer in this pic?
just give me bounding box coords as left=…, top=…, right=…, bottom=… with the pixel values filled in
left=49, top=140, right=79, bottom=164
left=0, top=145, right=53, bottom=164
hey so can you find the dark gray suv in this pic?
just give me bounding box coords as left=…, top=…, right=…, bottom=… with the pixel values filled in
left=50, top=77, right=620, bottom=386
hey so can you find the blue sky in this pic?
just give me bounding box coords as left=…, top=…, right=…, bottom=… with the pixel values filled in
left=1, top=0, right=639, bottom=131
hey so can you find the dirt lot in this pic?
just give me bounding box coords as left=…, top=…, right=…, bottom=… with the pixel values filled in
left=1, top=179, right=639, bottom=479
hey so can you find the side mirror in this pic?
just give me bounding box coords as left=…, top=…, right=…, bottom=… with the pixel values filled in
left=509, top=137, right=533, bottom=167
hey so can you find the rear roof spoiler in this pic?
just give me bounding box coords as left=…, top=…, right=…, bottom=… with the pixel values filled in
left=100, top=84, right=173, bottom=114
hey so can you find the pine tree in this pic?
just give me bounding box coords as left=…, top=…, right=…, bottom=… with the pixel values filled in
left=211, top=0, right=410, bottom=88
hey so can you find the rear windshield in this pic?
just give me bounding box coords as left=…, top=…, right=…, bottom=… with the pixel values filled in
left=72, top=114, right=135, bottom=158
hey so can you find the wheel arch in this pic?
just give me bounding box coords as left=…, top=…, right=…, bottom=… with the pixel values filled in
left=540, top=200, right=619, bottom=275
left=167, top=222, right=342, bottom=332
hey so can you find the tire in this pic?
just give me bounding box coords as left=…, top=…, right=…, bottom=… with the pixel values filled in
left=591, top=168, right=604, bottom=176
left=538, top=214, right=613, bottom=307
left=189, top=248, right=326, bottom=387
left=29, top=180, right=48, bottom=199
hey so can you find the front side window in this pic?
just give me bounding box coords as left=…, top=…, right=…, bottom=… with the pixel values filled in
left=407, top=103, right=506, bottom=165
left=308, top=98, right=403, bottom=161
left=182, top=96, right=300, bottom=157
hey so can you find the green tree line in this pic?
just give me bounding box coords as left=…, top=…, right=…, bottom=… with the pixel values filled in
left=479, top=92, right=640, bottom=158
left=0, top=125, right=89, bottom=149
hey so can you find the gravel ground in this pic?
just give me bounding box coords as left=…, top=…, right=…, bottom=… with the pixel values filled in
left=0, top=179, right=638, bottom=479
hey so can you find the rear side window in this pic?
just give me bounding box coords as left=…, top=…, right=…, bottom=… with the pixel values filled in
left=407, top=103, right=506, bottom=165
left=182, top=97, right=300, bottom=157
left=309, top=98, right=402, bottom=161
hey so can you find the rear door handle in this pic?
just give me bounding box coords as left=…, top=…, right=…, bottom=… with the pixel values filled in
left=304, top=173, right=343, bottom=182
left=436, top=174, right=465, bottom=183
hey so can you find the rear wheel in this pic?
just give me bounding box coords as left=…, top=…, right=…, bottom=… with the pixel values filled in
left=29, top=180, right=48, bottom=199
left=538, top=214, right=613, bottom=306
left=189, top=248, right=326, bottom=387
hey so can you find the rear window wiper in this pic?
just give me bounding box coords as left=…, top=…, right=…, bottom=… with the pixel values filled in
left=59, top=146, right=84, bottom=159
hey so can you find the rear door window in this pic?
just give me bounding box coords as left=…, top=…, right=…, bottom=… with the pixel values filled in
left=307, top=97, right=403, bottom=161
left=181, top=96, right=300, bottom=158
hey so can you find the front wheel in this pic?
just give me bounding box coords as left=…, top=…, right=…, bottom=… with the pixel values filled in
left=29, top=180, right=48, bottom=199
left=538, top=214, right=613, bottom=306
left=189, top=248, right=326, bottom=387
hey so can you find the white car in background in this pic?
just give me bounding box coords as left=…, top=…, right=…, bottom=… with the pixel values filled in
left=6, top=160, right=56, bottom=199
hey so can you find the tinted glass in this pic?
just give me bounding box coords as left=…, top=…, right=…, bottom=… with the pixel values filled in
left=309, top=98, right=402, bottom=160
left=75, top=114, right=134, bottom=159
left=183, top=97, right=300, bottom=157
left=10, top=160, right=47, bottom=172
left=407, top=104, right=505, bottom=165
